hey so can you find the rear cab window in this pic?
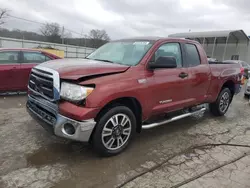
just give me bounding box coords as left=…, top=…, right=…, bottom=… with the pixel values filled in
left=185, top=44, right=201, bottom=67
left=0, top=51, right=19, bottom=64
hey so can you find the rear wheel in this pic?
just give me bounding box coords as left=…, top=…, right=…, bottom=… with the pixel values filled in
left=209, top=88, right=232, bottom=116
left=92, top=106, right=136, bottom=156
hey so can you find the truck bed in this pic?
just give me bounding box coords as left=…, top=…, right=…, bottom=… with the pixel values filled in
left=207, top=63, right=241, bottom=102
left=209, top=63, right=241, bottom=77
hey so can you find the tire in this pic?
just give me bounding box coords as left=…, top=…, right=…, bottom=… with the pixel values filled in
left=209, top=88, right=232, bottom=116
left=244, top=93, right=249, bottom=98
left=92, top=106, right=136, bottom=157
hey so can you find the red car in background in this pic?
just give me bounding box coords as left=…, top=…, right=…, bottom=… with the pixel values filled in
left=0, top=48, right=61, bottom=92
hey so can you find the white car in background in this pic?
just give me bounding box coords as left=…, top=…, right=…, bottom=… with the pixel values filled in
left=207, top=58, right=218, bottom=62
left=245, top=79, right=250, bottom=97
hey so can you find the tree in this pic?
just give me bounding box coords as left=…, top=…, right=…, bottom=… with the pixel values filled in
left=89, top=29, right=110, bottom=41
left=40, top=22, right=61, bottom=43
left=0, top=9, right=8, bottom=26
left=88, top=29, right=110, bottom=48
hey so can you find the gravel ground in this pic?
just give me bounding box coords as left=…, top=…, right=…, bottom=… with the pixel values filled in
left=0, top=92, right=250, bottom=188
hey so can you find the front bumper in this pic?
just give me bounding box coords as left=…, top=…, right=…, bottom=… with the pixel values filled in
left=26, top=95, right=96, bottom=142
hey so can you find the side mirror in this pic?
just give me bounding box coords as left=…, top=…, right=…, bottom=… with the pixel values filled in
left=148, top=56, right=177, bottom=69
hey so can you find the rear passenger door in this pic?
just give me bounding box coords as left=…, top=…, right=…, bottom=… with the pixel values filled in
left=184, top=43, right=210, bottom=104
left=0, top=51, right=21, bottom=92
left=20, top=51, right=52, bottom=90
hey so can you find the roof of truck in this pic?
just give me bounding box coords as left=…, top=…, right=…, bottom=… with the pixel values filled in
left=114, top=36, right=163, bottom=42
left=114, top=37, right=198, bottom=43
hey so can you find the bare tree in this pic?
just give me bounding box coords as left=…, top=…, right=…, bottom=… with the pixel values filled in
left=40, top=22, right=61, bottom=43
left=89, top=29, right=110, bottom=41
left=88, top=29, right=110, bottom=48
left=0, top=9, right=8, bottom=26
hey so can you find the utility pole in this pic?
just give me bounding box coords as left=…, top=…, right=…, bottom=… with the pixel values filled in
left=61, top=26, right=64, bottom=44
left=80, top=29, right=88, bottom=56
left=80, top=29, right=84, bottom=46
left=84, top=34, right=88, bottom=57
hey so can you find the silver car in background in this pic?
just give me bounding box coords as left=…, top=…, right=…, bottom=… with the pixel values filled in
left=245, top=79, right=250, bottom=97
left=222, top=60, right=250, bottom=97
left=223, top=60, right=250, bottom=78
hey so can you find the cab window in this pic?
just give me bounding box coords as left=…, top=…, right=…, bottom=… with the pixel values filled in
left=185, top=44, right=201, bottom=67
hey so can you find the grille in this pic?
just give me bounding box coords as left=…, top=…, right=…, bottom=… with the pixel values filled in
left=29, top=68, right=54, bottom=100
left=27, top=100, right=56, bottom=126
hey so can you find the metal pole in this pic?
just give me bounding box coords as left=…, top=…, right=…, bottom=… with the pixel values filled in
left=84, top=35, right=87, bottom=57
left=222, top=36, right=229, bottom=61
left=66, top=45, right=68, bottom=58
left=211, top=37, right=217, bottom=58
left=62, top=26, right=64, bottom=44
left=202, top=37, right=205, bottom=47
left=235, top=41, right=239, bottom=59
left=22, top=34, right=24, bottom=48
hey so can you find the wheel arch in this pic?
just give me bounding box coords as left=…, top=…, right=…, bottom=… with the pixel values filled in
left=94, top=97, right=143, bottom=135
left=221, top=80, right=235, bottom=102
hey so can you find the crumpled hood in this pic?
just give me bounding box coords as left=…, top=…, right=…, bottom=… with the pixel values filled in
left=37, top=58, right=130, bottom=80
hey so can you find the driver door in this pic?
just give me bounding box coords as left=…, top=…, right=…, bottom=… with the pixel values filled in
left=147, top=42, right=192, bottom=114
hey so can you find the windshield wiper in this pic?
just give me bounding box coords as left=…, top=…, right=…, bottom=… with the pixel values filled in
left=92, top=59, right=114, bottom=63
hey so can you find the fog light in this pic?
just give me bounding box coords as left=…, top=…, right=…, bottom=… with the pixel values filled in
left=63, top=123, right=75, bottom=135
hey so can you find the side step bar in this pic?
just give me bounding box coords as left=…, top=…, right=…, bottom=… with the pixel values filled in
left=142, top=107, right=206, bottom=130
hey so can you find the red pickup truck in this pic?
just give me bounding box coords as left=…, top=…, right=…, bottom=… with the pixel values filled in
left=26, top=37, right=241, bottom=156
left=0, top=48, right=60, bottom=93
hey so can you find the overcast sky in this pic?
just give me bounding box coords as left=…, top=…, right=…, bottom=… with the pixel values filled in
left=1, top=0, right=250, bottom=39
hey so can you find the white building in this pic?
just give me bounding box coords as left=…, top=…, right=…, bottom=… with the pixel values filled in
left=169, top=30, right=250, bottom=62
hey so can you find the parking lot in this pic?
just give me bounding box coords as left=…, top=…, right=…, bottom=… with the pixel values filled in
left=1, top=92, right=250, bottom=188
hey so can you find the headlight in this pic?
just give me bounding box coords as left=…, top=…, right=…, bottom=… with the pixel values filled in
left=60, top=82, right=94, bottom=102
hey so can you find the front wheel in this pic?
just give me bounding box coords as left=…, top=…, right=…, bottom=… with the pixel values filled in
left=92, top=106, right=136, bottom=156
left=209, top=88, right=232, bottom=116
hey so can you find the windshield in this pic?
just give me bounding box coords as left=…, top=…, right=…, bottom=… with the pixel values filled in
left=86, top=41, right=153, bottom=66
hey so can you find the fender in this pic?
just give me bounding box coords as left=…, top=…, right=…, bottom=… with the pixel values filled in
left=94, top=90, right=150, bottom=120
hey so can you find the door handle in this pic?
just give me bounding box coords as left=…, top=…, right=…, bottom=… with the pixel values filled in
left=179, top=72, right=188, bottom=78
